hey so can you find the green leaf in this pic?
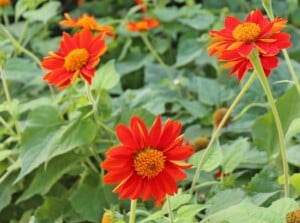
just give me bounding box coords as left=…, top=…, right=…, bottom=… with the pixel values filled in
left=179, top=100, right=208, bottom=118
left=177, top=204, right=207, bottom=218
left=222, top=138, right=249, bottom=174
left=35, top=196, right=71, bottom=223
left=161, top=192, right=192, bottom=213
left=16, top=106, right=97, bottom=182
left=5, top=58, right=42, bottom=83
left=17, top=152, right=84, bottom=203
left=252, top=87, right=300, bottom=156
left=153, top=7, right=180, bottom=22
left=0, top=173, right=18, bottom=211
left=290, top=173, right=300, bottom=195
left=286, top=145, right=300, bottom=166
left=177, top=11, right=214, bottom=30
left=175, top=35, right=203, bottom=67
left=189, top=140, right=222, bottom=172
left=206, top=189, right=247, bottom=215
left=197, top=77, right=234, bottom=106
left=70, top=181, right=106, bottom=222
left=284, top=118, right=300, bottom=142
left=201, top=198, right=298, bottom=223
left=23, top=1, right=61, bottom=24
left=92, top=60, right=120, bottom=93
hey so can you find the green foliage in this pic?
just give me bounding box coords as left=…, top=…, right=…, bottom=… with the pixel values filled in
left=0, top=0, right=300, bottom=222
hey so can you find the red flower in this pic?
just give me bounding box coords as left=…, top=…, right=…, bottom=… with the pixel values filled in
left=135, top=0, right=147, bottom=13
left=41, top=29, right=107, bottom=89
left=59, top=13, right=115, bottom=38
left=219, top=50, right=278, bottom=81
left=102, top=116, right=193, bottom=201
left=127, top=18, right=159, bottom=32
left=208, top=9, right=291, bottom=57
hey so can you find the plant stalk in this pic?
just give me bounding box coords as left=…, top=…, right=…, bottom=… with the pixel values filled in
left=249, top=49, right=289, bottom=197
left=190, top=71, right=257, bottom=194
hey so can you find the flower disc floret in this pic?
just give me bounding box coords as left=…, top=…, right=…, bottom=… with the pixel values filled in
left=134, top=148, right=165, bottom=178
left=64, top=48, right=89, bottom=72
left=232, top=22, right=261, bottom=43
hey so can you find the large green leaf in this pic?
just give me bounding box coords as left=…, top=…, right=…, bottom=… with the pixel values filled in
left=221, top=138, right=249, bottom=174
left=189, top=140, right=222, bottom=172
left=252, top=87, right=300, bottom=156
left=23, top=1, right=61, bottom=24
left=16, top=106, right=97, bottom=182
left=70, top=178, right=107, bottom=222
left=17, top=152, right=84, bottom=203
left=201, top=198, right=298, bottom=223
left=92, top=60, right=120, bottom=93
left=35, top=196, right=71, bottom=223
left=0, top=173, right=18, bottom=211
left=284, top=118, right=300, bottom=142
left=197, top=77, right=234, bottom=106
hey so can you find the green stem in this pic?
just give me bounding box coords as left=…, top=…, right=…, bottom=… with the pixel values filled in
left=233, top=102, right=268, bottom=121
left=261, top=0, right=300, bottom=95
left=249, top=49, right=289, bottom=197
left=190, top=71, right=257, bottom=194
left=14, top=20, right=29, bottom=57
left=0, top=67, right=21, bottom=139
left=261, top=0, right=274, bottom=20
left=140, top=33, right=172, bottom=80
left=0, top=24, right=41, bottom=66
left=129, top=199, right=137, bottom=223
left=84, top=82, right=115, bottom=136
left=85, top=82, right=99, bottom=120
left=1, top=8, right=9, bottom=26
left=281, top=50, right=300, bottom=95
left=167, top=195, right=174, bottom=223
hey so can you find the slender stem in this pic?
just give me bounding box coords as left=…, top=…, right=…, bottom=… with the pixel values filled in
left=1, top=8, right=9, bottom=26
left=281, top=50, right=300, bottom=95
left=167, top=195, right=174, bottom=223
left=261, top=0, right=300, bottom=95
left=249, top=49, right=289, bottom=197
left=261, top=0, right=274, bottom=20
left=140, top=33, right=172, bottom=80
left=0, top=67, right=21, bottom=139
left=0, top=24, right=41, bottom=66
left=84, top=82, right=115, bottom=136
left=233, top=102, right=268, bottom=121
left=129, top=199, right=137, bottom=223
left=14, top=20, right=29, bottom=57
left=85, top=82, right=99, bottom=120
left=190, top=71, right=257, bottom=194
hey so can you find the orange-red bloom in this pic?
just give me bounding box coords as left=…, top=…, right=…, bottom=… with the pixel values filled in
left=127, top=18, right=159, bottom=32
left=135, top=0, right=147, bottom=12
left=0, top=0, right=10, bottom=6
left=60, top=13, right=115, bottom=38
left=77, top=0, right=84, bottom=6
left=208, top=9, right=291, bottom=57
left=41, top=29, right=107, bottom=89
left=219, top=50, right=279, bottom=81
left=102, top=116, right=193, bottom=201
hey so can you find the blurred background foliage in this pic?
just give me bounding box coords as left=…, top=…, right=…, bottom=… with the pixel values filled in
left=0, top=0, right=300, bottom=222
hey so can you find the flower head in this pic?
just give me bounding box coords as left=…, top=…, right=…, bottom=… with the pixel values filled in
left=127, top=18, right=159, bottom=32
left=102, top=116, right=193, bottom=201
left=286, top=208, right=300, bottom=223
left=0, top=0, right=10, bottom=6
left=213, top=107, right=232, bottom=127
left=60, top=13, right=115, bottom=38
left=208, top=9, right=291, bottom=57
left=135, top=0, right=147, bottom=13
left=41, top=29, right=107, bottom=89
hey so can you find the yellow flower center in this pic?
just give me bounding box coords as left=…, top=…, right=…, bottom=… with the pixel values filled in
left=64, top=48, right=89, bottom=72
left=232, top=22, right=261, bottom=43
left=134, top=148, right=166, bottom=178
